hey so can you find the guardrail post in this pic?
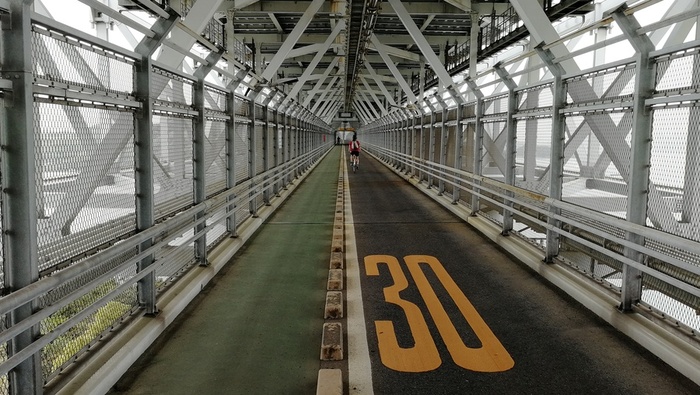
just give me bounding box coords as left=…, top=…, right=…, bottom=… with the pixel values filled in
left=439, top=99, right=448, bottom=196
left=248, top=90, right=260, bottom=217
left=494, top=63, right=517, bottom=235
left=261, top=95, right=272, bottom=205
left=535, top=44, right=566, bottom=263
left=452, top=103, right=464, bottom=204
left=193, top=50, right=224, bottom=265
left=609, top=5, right=655, bottom=312
left=2, top=2, right=42, bottom=393
left=134, top=8, right=179, bottom=315
left=225, top=69, right=247, bottom=237
left=465, top=77, right=484, bottom=215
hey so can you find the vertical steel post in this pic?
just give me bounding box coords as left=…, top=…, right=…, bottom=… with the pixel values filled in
left=428, top=110, right=436, bottom=188
left=453, top=103, right=464, bottom=204
left=261, top=97, right=271, bottom=205
left=248, top=91, right=259, bottom=217
left=494, top=63, right=517, bottom=235
left=193, top=50, right=223, bottom=265
left=466, top=78, right=484, bottom=215
left=535, top=44, right=566, bottom=263
left=439, top=101, right=448, bottom=196
left=226, top=87, right=238, bottom=236
left=610, top=6, right=655, bottom=312
left=133, top=9, right=179, bottom=315
left=2, top=2, right=41, bottom=393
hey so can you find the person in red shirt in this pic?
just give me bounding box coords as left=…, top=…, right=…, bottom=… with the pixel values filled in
left=349, top=134, right=360, bottom=170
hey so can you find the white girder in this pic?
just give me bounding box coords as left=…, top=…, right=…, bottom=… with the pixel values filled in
left=303, top=57, right=341, bottom=107
left=368, top=42, right=421, bottom=62
left=259, top=0, right=326, bottom=82
left=311, top=77, right=340, bottom=114
left=370, top=34, right=417, bottom=104
left=156, top=0, right=223, bottom=68
left=387, top=0, right=457, bottom=95
left=360, top=76, right=388, bottom=116
left=282, top=19, right=346, bottom=105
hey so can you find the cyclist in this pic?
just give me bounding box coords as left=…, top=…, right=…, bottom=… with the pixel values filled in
left=349, top=135, right=361, bottom=170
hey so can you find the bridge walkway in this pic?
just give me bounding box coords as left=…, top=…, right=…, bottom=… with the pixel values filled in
left=108, top=146, right=699, bottom=394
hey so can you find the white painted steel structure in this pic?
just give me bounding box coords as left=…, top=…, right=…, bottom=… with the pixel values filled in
left=0, top=0, right=698, bottom=394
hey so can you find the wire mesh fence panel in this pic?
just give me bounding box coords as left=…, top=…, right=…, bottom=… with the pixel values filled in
left=155, top=237, right=197, bottom=291
left=481, top=120, right=507, bottom=181
left=34, top=103, right=137, bottom=273
left=31, top=24, right=135, bottom=95
left=255, top=124, right=265, bottom=174
left=560, top=112, right=632, bottom=220
left=153, top=115, right=194, bottom=221
left=515, top=117, right=552, bottom=194
left=234, top=122, right=250, bottom=183
left=206, top=209, right=229, bottom=250
left=654, top=48, right=700, bottom=94
left=566, top=64, right=635, bottom=106
left=39, top=250, right=139, bottom=383
left=152, top=67, right=194, bottom=109
left=204, top=86, right=227, bottom=112
left=648, top=106, right=690, bottom=238
left=205, top=119, right=227, bottom=197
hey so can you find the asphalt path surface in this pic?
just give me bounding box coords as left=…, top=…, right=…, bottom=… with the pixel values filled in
left=348, top=154, right=698, bottom=394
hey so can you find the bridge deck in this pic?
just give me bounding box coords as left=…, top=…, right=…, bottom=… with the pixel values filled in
left=109, top=146, right=698, bottom=394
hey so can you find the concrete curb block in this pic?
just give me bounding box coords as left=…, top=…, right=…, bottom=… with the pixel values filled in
left=318, top=151, right=348, bottom=395
left=324, top=291, right=343, bottom=319
left=320, top=322, right=344, bottom=360
left=330, top=251, right=343, bottom=269
left=327, top=269, right=344, bottom=290
left=316, top=369, right=343, bottom=395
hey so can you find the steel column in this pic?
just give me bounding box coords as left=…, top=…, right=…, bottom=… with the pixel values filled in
left=494, top=64, right=517, bottom=234
left=535, top=45, right=566, bottom=262
left=133, top=8, right=179, bottom=315
left=2, top=2, right=42, bottom=393
left=193, top=49, right=224, bottom=265
left=611, top=6, right=655, bottom=311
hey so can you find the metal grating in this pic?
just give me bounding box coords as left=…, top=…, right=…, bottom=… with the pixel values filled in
left=153, top=115, right=194, bottom=221
left=205, top=120, right=227, bottom=197
left=34, top=103, right=136, bottom=273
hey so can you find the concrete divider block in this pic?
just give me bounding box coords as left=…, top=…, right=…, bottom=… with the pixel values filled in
left=331, top=239, right=343, bottom=253
left=320, top=323, right=343, bottom=361
left=316, top=369, right=342, bottom=395
left=329, top=252, right=343, bottom=269
left=327, top=269, right=343, bottom=290
left=324, top=291, right=343, bottom=319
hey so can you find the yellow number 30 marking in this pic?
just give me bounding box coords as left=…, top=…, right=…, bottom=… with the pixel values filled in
left=365, top=255, right=515, bottom=373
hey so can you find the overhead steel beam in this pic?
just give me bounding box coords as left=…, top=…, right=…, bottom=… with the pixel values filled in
left=282, top=19, right=346, bottom=105
left=364, top=62, right=397, bottom=107
left=157, top=0, right=224, bottom=68
left=368, top=41, right=421, bottom=62
left=268, top=12, right=284, bottom=33
left=303, top=57, right=340, bottom=107
left=371, top=34, right=417, bottom=104
left=387, top=0, right=457, bottom=96
left=358, top=91, right=381, bottom=119
left=260, top=0, right=326, bottom=82
left=311, top=76, right=340, bottom=113
left=361, top=76, right=388, bottom=115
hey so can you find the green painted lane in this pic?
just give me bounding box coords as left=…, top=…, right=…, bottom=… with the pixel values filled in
left=112, top=147, right=341, bottom=395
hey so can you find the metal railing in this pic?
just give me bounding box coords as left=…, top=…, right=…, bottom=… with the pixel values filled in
left=0, top=9, right=330, bottom=394
left=361, top=0, right=700, bottom=383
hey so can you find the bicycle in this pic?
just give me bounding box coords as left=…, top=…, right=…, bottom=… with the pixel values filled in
left=351, top=155, right=358, bottom=173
